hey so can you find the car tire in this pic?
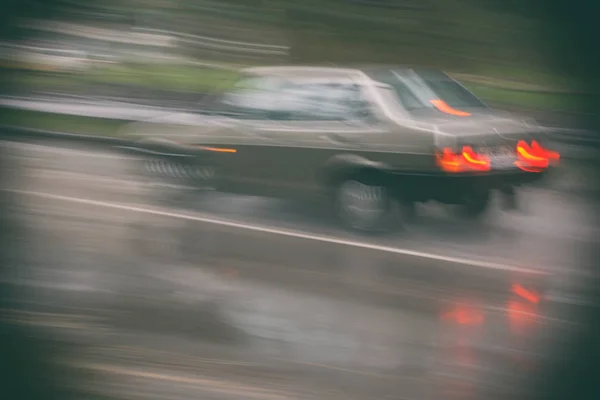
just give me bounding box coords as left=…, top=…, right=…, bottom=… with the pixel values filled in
left=141, top=155, right=210, bottom=205
left=458, top=187, right=491, bottom=219
left=334, top=173, right=397, bottom=232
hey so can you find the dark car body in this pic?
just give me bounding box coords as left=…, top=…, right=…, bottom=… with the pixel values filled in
left=126, top=66, right=560, bottom=229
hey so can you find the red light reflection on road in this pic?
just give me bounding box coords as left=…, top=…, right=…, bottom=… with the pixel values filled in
left=507, top=300, right=539, bottom=334
left=512, top=283, right=540, bottom=304
left=441, top=302, right=485, bottom=326
left=508, top=283, right=541, bottom=335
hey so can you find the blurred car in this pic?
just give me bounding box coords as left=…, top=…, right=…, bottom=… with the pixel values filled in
left=127, top=66, right=561, bottom=231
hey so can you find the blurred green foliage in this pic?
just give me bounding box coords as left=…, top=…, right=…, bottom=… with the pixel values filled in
left=23, top=0, right=571, bottom=84
left=1, top=108, right=126, bottom=135
left=3, top=0, right=594, bottom=113
left=132, top=0, right=576, bottom=86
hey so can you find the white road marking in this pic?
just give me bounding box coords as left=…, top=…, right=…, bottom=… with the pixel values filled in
left=5, top=188, right=543, bottom=274
left=30, top=170, right=143, bottom=187
left=73, top=362, right=294, bottom=400
left=27, top=170, right=198, bottom=193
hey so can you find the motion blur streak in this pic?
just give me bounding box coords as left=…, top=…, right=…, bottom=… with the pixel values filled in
left=1, top=1, right=599, bottom=400
left=441, top=302, right=485, bottom=326
left=200, top=146, right=238, bottom=153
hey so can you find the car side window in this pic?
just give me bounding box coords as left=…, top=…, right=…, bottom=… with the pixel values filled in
left=338, top=84, right=374, bottom=120
left=220, top=76, right=288, bottom=119
left=275, top=83, right=321, bottom=118
left=277, top=82, right=373, bottom=121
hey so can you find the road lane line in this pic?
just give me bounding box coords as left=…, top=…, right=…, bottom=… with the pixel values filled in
left=30, top=170, right=199, bottom=190
left=270, top=358, right=400, bottom=379
left=72, top=362, right=294, bottom=400
left=113, top=345, right=419, bottom=380
left=5, top=188, right=542, bottom=274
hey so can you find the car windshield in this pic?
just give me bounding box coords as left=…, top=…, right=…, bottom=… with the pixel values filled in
left=373, top=69, right=487, bottom=113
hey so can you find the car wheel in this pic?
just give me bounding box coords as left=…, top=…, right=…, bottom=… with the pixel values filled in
left=141, top=156, right=209, bottom=205
left=458, top=187, right=491, bottom=219
left=334, top=175, right=396, bottom=232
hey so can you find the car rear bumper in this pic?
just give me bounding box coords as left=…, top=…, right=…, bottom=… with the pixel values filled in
left=391, top=168, right=549, bottom=203
left=441, top=168, right=547, bottom=186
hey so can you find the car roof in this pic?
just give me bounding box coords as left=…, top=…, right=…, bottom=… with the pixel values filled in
left=242, top=66, right=363, bottom=79
left=361, top=66, right=451, bottom=80
left=241, top=65, right=452, bottom=83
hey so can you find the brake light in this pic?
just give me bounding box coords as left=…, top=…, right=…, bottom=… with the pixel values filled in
left=532, top=140, right=560, bottom=164
left=436, top=146, right=490, bottom=172
left=516, top=141, right=548, bottom=168
left=514, top=140, right=560, bottom=172
left=462, top=146, right=491, bottom=171
left=430, top=99, right=471, bottom=117
left=436, top=148, right=464, bottom=172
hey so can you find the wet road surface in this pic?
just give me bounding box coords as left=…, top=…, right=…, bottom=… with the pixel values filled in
left=5, top=138, right=596, bottom=272
left=1, top=138, right=592, bottom=399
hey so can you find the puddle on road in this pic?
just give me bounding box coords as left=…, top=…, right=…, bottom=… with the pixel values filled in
left=5, top=144, right=550, bottom=377
left=157, top=265, right=439, bottom=370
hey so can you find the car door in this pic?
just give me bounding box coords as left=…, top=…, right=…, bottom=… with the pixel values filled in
left=209, top=74, right=306, bottom=197
left=246, top=79, right=391, bottom=199
left=217, top=78, right=320, bottom=198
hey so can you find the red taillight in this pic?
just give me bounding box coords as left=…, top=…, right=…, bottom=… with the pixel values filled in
left=436, top=148, right=464, bottom=172
left=514, top=140, right=560, bottom=172
left=532, top=140, right=560, bottom=164
left=436, top=146, right=490, bottom=172
left=462, top=146, right=491, bottom=171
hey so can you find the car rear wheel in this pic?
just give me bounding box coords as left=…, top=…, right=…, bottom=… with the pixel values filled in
left=457, top=187, right=491, bottom=219
left=334, top=175, right=397, bottom=232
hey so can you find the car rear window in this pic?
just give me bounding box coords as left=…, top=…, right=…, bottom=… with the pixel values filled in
left=421, top=77, right=487, bottom=109
left=370, top=69, right=487, bottom=112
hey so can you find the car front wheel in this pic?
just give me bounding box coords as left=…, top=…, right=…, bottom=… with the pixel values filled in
left=335, top=176, right=396, bottom=232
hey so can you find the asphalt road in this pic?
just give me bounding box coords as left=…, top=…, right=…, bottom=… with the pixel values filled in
left=1, top=138, right=593, bottom=400
left=5, top=138, right=596, bottom=273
